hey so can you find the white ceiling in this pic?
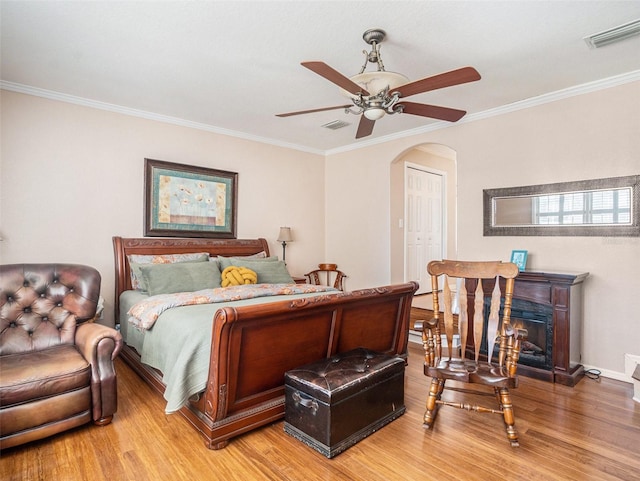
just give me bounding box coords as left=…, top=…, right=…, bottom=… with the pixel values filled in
left=2, top=1, right=640, bottom=154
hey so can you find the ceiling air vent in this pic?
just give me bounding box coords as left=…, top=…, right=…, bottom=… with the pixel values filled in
left=321, top=120, right=351, bottom=130
left=584, top=18, right=640, bottom=49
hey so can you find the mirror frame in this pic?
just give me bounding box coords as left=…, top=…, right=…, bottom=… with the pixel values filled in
left=483, top=175, right=640, bottom=236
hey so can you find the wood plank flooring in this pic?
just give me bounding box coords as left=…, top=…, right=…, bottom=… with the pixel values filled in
left=1, top=344, right=639, bottom=481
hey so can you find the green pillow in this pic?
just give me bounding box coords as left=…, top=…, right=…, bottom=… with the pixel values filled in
left=129, top=254, right=209, bottom=291
left=140, top=261, right=222, bottom=296
left=219, top=258, right=293, bottom=284
left=217, top=255, right=278, bottom=270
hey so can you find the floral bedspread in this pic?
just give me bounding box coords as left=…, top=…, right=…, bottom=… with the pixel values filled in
left=128, top=283, right=337, bottom=331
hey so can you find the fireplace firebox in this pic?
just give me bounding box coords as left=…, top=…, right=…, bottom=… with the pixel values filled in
left=481, top=298, right=554, bottom=372
left=465, top=270, right=588, bottom=386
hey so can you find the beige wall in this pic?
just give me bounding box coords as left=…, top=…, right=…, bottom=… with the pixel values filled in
left=326, top=80, right=640, bottom=379
left=2, top=80, right=638, bottom=379
left=0, top=91, right=325, bottom=327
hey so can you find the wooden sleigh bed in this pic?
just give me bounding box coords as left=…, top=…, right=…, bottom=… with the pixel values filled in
left=113, top=236, right=417, bottom=449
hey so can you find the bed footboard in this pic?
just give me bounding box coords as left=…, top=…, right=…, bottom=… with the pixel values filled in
left=193, top=281, right=417, bottom=448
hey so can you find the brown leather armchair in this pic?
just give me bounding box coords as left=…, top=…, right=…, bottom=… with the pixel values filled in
left=0, top=264, right=123, bottom=449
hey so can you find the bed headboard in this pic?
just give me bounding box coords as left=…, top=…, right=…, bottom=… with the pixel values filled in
left=112, top=236, right=270, bottom=315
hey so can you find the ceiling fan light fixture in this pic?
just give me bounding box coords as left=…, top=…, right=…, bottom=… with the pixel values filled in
left=339, top=71, right=409, bottom=99
left=363, top=107, right=386, bottom=121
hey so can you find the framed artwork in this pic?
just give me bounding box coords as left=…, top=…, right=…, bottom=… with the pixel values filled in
left=510, top=250, right=528, bottom=271
left=144, top=158, right=237, bottom=238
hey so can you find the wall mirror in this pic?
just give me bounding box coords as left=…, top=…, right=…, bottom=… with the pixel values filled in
left=483, top=175, right=639, bottom=236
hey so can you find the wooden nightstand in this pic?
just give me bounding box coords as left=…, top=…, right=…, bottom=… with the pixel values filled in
left=292, top=276, right=307, bottom=284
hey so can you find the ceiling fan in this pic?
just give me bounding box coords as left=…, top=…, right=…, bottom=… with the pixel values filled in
left=276, top=28, right=481, bottom=139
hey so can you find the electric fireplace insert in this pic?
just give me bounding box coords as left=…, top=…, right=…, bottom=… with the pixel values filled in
left=464, top=270, right=588, bottom=386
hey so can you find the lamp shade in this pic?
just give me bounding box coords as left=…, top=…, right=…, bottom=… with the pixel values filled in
left=277, top=227, right=293, bottom=243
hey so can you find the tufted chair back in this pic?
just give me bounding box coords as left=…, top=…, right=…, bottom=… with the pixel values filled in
left=0, top=264, right=101, bottom=355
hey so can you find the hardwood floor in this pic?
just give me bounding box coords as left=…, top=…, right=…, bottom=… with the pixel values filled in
left=2, top=344, right=639, bottom=481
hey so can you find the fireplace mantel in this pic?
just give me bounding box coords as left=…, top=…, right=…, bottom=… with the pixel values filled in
left=465, top=270, right=589, bottom=386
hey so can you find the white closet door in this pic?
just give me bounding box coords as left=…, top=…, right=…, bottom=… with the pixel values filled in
left=405, top=167, right=444, bottom=295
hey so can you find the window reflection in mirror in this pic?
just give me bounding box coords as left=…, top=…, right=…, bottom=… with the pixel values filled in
left=483, top=175, right=639, bottom=236
left=494, top=187, right=632, bottom=227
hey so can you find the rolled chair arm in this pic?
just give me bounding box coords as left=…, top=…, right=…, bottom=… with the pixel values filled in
left=75, top=323, right=123, bottom=424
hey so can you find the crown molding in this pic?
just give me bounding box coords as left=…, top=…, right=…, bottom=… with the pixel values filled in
left=0, top=80, right=325, bottom=156
left=325, top=69, right=640, bottom=156
left=3, top=69, right=639, bottom=158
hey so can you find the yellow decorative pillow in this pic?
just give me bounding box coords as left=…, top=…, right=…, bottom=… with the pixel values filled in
left=221, top=266, right=258, bottom=287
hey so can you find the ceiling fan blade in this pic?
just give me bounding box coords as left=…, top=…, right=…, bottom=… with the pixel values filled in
left=355, top=116, right=375, bottom=139
left=302, top=61, right=370, bottom=96
left=394, top=67, right=481, bottom=98
left=399, top=101, right=467, bottom=122
left=276, top=105, right=352, bottom=117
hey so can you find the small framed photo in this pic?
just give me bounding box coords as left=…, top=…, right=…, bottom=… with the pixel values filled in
left=510, top=250, right=528, bottom=271
left=144, top=158, right=238, bottom=238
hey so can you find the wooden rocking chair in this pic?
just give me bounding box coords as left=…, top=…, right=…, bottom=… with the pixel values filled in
left=414, top=260, right=522, bottom=446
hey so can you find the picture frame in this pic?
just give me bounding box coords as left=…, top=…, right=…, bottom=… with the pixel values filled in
left=510, top=250, right=528, bottom=271
left=144, top=158, right=237, bottom=238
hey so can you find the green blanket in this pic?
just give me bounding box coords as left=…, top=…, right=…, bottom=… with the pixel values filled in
left=131, top=289, right=337, bottom=413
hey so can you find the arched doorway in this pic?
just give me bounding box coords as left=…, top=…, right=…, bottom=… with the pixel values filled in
left=390, top=143, right=457, bottom=294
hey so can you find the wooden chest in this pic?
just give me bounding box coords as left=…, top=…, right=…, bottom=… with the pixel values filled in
left=284, top=348, right=405, bottom=458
